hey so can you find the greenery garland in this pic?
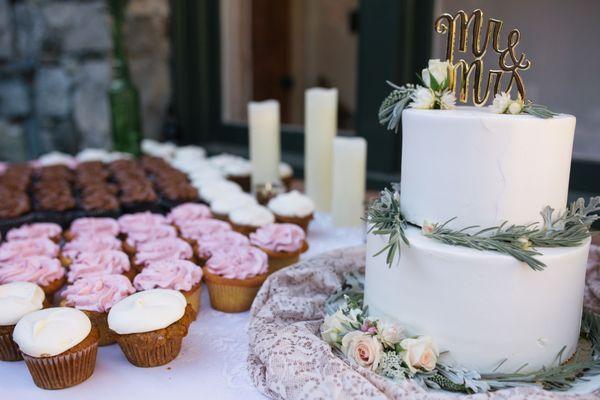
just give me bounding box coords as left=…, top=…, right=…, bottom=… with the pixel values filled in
left=365, top=186, right=599, bottom=271
left=322, top=279, right=600, bottom=394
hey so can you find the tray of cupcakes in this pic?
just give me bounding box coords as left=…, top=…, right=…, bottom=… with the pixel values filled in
left=0, top=193, right=315, bottom=390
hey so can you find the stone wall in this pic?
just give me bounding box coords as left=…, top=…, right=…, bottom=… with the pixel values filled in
left=0, top=0, right=170, bottom=161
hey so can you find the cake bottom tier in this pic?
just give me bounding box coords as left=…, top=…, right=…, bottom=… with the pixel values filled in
left=364, top=227, right=591, bottom=373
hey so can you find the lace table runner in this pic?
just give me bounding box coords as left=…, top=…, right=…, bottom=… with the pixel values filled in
left=248, top=245, right=600, bottom=400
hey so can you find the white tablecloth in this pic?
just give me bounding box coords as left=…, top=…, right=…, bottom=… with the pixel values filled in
left=0, top=213, right=365, bottom=399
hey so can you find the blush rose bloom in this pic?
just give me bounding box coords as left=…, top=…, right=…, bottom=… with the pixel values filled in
left=341, top=331, right=383, bottom=371
left=400, top=336, right=439, bottom=373
left=377, top=320, right=404, bottom=347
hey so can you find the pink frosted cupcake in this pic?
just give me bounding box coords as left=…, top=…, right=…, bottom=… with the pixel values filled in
left=133, top=259, right=202, bottom=316
left=167, top=203, right=212, bottom=230
left=65, top=217, right=119, bottom=240
left=0, top=238, right=60, bottom=262
left=0, top=256, right=66, bottom=296
left=250, top=223, right=308, bottom=274
left=61, top=235, right=122, bottom=266
left=195, top=231, right=250, bottom=264
left=178, top=218, right=232, bottom=243
left=62, top=275, right=136, bottom=345
left=118, top=212, right=168, bottom=235
left=133, top=237, right=194, bottom=271
left=67, top=250, right=134, bottom=283
left=6, top=223, right=62, bottom=242
left=202, top=246, right=268, bottom=313
left=122, top=224, right=178, bottom=256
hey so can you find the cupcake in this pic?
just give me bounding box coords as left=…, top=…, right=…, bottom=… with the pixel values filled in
left=133, top=237, right=194, bottom=271
left=61, top=234, right=122, bottom=266
left=178, top=218, right=232, bottom=243
left=6, top=223, right=62, bottom=242
left=0, top=256, right=66, bottom=297
left=133, top=260, right=202, bottom=316
left=0, top=282, right=45, bottom=361
left=118, top=211, right=169, bottom=235
left=198, top=180, right=242, bottom=204
left=249, top=223, right=308, bottom=273
left=229, top=204, right=275, bottom=235
left=122, top=224, right=178, bottom=256
left=166, top=202, right=212, bottom=229
left=67, top=250, right=135, bottom=282
left=279, top=162, right=294, bottom=190
left=209, top=192, right=257, bottom=221
left=195, top=230, right=249, bottom=264
left=108, top=289, right=194, bottom=367
left=65, top=217, right=120, bottom=240
left=0, top=238, right=60, bottom=262
left=202, top=246, right=268, bottom=313
left=61, top=275, right=136, bottom=346
left=267, top=190, right=315, bottom=232
left=222, top=158, right=252, bottom=192
left=13, top=307, right=99, bottom=389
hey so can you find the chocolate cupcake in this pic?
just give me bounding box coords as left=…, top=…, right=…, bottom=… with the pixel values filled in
left=267, top=190, right=315, bottom=232
left=229, top=204, right=275, bottom=235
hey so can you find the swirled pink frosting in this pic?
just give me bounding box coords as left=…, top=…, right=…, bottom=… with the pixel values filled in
left=70, top=217, right=119, bottom=238
left=62, top=235, right=122, bottom=259
left=125, top=224, right=177, bottom=248
left=62, top=275, right=135, bottom=312
left=179, top=218, right=232, bottom=241
left=0, top=256, right=65, bottom=286
left=197, top=231, right=250, bottom=259
left=249, top=223, right=306, bottom=253
left=7, top=223, right=62, bottom=241
left=205, top=246, right=268, bottom=279
left=167, top=203, right=212, bottom=226
left=134, top=237, right=193, bottom=266
left=67, top=250, right=131, bottom=283
left=133, top=259, right=202, bottom=292
left=118, top=212, right=168, bottom=234
left=0, top=238, right=60, bottom=262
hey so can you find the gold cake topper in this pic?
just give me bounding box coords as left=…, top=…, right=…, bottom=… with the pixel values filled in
left=434, top=9, right=530, bottom=106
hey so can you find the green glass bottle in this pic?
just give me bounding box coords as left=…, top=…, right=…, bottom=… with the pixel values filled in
left=108, top=0, right=142, bottom=155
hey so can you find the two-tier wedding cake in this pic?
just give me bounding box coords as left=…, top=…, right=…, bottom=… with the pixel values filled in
left=364, top=107, right=590, bottom=373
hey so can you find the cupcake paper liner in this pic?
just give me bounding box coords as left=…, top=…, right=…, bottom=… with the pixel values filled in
left=183, top=284, right=201, bottom=318
left=0, top=326, right=22, bottom=361
left=21, top=332, right=98, bottom=390
left=203, top=270, right=266, bottom=313
left=116, top=335, right=183, bottom=368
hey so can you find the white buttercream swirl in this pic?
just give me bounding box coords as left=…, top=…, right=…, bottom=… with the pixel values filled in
left=13, top=307, right=92, bottom=357
left=267, top=190, right=315, bottom=217
left=107, top=289, right=187, bottom=334
left=0, top=282, right=45, bottom=326
left=198, top=180, right=242, bottom=203
left=210, top=192, right=257, bottom=215
left=229, top=204, right=275, bottom=227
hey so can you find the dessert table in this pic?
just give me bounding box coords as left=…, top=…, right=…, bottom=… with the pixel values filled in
left=0, top=213, right=365, bottom=400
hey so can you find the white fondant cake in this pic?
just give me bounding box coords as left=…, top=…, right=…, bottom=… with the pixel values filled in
left=365, top=106, right=589, bottom=373
left=400, top=107, right=576, bottom=229
left=365, top=228, right=590, bottom=373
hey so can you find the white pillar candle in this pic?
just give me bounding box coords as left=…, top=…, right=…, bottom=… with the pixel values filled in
left=304, top=87, right=338, bottom=212
left=332, top=136, right=367, bottom=227
left=248, top=100, right=281, bottom=186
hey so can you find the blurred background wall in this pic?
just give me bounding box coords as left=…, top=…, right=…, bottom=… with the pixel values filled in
left=0, top=0, right=170, bottom=161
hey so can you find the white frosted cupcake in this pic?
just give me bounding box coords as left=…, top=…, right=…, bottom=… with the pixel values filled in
left=267, top=190, right=315, bottom=232
left=279, top=162, right=294, bottom=190
left=0, top=282, right=45, bottom=361
left=198, top=180, right=243, bottom=203
left=229, top=204, right=275, bottom=235
left=13, top=307, right=99, bottom=389
left=108, top=289, right=194, bottom=367
left=210, top=192, right=257, bottom=220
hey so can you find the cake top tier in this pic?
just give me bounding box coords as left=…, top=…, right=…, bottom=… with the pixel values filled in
left=400, top=105, right=576, bottom=230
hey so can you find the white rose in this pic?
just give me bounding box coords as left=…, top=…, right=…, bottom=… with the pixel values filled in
left=439, top=89, right=456, bottom=110
left=321, top=309, right=360, bottom=345
left=341, top=331, right=383, bottom=371
left=410, top=86, right=435, bottom=110
left=422, top=59, right=450, bottom=88
left=421, top=221, right=435, bottom=235
left=400, top=336, right=439, bottom=373
left=490, top=92, right=511, bottom=114
left=508, top=100, right=523, bottom=115
left=377, top=320, right=404, bottom=347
